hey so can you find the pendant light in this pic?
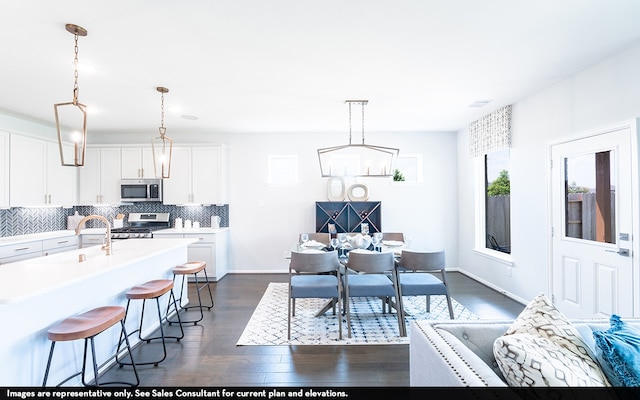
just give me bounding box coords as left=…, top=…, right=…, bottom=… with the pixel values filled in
left=151, top=86, right=173, bottom=178
left=54, top=23, right=88, bottom=167
left=318, top=100, right=399, bottom=177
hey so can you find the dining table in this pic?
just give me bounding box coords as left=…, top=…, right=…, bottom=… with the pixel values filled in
left=286, top=238, right=409, bottom=317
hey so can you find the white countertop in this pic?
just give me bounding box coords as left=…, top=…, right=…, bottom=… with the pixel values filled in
left=153, top=227, right=229, bottom=235
left=0, top=237, right=196, bottom=304
left=0, top=229, right=109, bottom=246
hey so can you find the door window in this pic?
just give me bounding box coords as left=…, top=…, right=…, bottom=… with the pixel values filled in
left=564, top=151, right=615, bottom=244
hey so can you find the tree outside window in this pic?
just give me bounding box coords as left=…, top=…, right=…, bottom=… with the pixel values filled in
left=485, top=150, right=511, bottom=254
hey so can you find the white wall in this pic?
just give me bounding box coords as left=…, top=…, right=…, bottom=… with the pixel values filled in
left=456, top=42, right=640, bottom=304
left=225, top=130, right=458, bottom=273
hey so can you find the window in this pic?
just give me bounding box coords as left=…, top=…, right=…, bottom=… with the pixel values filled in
left=393, top=154, right=423, bottom=183
left=484, top=149, right=511, bottom=254
left=564, top=151, right=615, bottom=243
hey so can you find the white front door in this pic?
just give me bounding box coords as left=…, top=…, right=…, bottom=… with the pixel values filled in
left=550, top=121, right=638, bottom=319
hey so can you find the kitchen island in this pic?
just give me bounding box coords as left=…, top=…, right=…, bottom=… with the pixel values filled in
left=0, top=237, right=196, bottom=386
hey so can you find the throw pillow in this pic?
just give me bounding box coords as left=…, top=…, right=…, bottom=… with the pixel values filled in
left=494, top=333, right=609, bottom=386
left=493, top=293, right=609, bottom=387
left=593, top=314, right=640, bottom=386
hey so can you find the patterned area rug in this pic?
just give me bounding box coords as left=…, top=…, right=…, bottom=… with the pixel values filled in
left=237, top=282, right=478, bottom=345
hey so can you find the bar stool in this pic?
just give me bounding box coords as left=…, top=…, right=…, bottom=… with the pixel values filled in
left=169, top=261, right=214, bottom=325
left=42, top=306, right=139, bottom=387
left=116, top=279, right=184, bottom=367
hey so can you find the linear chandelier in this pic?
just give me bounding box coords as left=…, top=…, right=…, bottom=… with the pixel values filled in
left=54, top=23, right=88, bottom=167
left=318, top=100, right=399, bottom=177
left=151, top=86, right=173, bottom=178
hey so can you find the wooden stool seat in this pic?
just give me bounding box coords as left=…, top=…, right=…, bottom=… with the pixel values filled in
left=48, top=306, right=125, bottom=342
left=168, top=261, right=214, bottom=325
left=116, top=279, right=184, bottom=368
left=173, top=261, right=206, bottom=275
left=43, top=306, right=139, bottom=387
left=126, top=279, right=173, bottom=300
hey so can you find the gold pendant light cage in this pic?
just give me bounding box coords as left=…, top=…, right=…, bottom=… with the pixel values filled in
left=318, top=100, right=399, bottom=177
left=151, top=86, right=173, bottom=178
left=54, top=23, right=88, bottom=167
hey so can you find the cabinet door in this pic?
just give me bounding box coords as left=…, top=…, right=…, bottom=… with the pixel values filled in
left=121, top=147, right=143, bottom=179
left=192, top=147, right=222, bottom=204
left=10, top=135, right=46, bottom=206
left=99, top=148, right=122, bottom=204
left=162, top=147, right=192, bottom=204
left=46, top=142, right=77, bottom=206
left=142, top=147, right=158, bottom=178
left=0, top=131, right=9, bottom=208
left=78, top=147, right=102, bottom=204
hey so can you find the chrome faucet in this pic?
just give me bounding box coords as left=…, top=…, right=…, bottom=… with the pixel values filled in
left=75, top=214, right=112, bottom=256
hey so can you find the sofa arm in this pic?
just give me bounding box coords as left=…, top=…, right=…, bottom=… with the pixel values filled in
left=410, top=320, right=509, bottom=387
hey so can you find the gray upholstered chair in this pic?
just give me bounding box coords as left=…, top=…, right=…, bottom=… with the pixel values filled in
left=382, top=232, right=404, bottom=241
left=343, top=251, right=406, bottom=337
left=288, top=250, right=343, bottom=340
left=396, top=249, right=454, bottom=319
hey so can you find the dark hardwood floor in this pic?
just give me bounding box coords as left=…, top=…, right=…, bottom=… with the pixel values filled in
left=101, top=272, right=524, bottom=387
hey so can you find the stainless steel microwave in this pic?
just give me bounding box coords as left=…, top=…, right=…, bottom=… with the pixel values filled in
left=120, top=179, right=162, bottom=202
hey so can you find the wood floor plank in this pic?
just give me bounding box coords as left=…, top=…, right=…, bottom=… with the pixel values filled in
left=100, top=272, right=524, bottom=387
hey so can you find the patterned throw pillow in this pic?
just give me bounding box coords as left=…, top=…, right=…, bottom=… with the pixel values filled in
left=593, top=315, right=640, bottom=386
left=495, top=333, right=608, bottom=386
left=493, top=293, right=609, bottom=387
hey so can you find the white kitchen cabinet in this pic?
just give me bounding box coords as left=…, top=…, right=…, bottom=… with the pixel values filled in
left=80, top=234, right=106, bottom=248
left=0, top=131, right=9, bottom=208
left=43, top=236, right=80, bottom=256
left=78, top=147, right=122, bottom=205
left=9, top=135, right=76, bottom=207
left=46, top=142, right=77, bottom=206
left=0, top=240, right=43, bottom=265
left=162, top=145, right=227, bottom=205
left=121, top=147, right=158, bottom=179
left=153, top=229, right=228, bottom=281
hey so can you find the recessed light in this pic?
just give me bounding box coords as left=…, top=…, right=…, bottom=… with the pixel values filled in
left=468, top=100, right=492, bottom=108
left=181, top=115, right=199, bottom=120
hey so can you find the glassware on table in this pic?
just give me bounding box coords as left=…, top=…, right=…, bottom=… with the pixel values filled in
left=300, top=233, right=309, bottom=249
left=330, top=237, right=339, bottom=251
left=372, top=232, right=383, bottom=251
left=403, top=234, right=413, bottom=249
left=337, top=233, right=347, bottom=257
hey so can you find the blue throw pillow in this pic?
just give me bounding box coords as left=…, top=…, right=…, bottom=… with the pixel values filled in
left=593, top=315, right=640, bottom=386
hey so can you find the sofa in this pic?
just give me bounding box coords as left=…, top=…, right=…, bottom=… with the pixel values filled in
left=410, top=318, right=640, bottom=387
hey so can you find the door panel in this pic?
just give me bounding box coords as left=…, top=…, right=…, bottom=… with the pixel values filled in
left=551, top=125, right=634, bottom=318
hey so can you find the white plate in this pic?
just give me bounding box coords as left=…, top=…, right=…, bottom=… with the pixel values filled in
left=301, top=241, right=325, bottom=249
left=382, top=240, right=404, bottom=247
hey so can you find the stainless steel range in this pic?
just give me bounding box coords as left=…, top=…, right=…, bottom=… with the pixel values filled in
left=111, top=213, right=170, bottom=239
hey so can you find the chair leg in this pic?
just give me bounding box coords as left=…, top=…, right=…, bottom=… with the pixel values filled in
left=445, top=294, right=454, bottom=319
left=426, top=295, right=431, bottom=313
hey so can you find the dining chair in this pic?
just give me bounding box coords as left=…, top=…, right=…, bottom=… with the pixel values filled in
left=343, top=251, right=406, bottom=337
left=288, top=250, right=343, bottom=340
left=396, top=249, right=454, bottom=319
left=382, top=232, right=404, bottom=241
left=299, top=232, right=331, bottom=245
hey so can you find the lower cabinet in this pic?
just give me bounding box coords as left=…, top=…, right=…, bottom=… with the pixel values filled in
left=153, top=229, right=228, bottom=281
left=43, top=236, right=80, bottom=256
left=0, top=241, right=43, bottom=264
left=80, top=234, right=106, bottom=248
left=0, top=234, right=80, bottom=264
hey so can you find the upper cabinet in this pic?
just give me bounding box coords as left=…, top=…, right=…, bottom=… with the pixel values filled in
left=0, top=132, right=8, bottom=208
left=77, top=147, right=122, bottom=205
left=163, top=145, right=228, bottom=205
left=9, top=135, right=77, bottom=207
left=121, top=147, right=158, bottom=179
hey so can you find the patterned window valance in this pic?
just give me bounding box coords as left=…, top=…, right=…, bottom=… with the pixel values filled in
left=468, top=104, right=512, bottom=157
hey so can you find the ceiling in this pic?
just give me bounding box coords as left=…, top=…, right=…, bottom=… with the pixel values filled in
left=2, top=1, right=640, bottom=137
